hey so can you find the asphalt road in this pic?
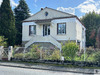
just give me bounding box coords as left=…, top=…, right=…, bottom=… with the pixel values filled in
left=0, top=66, right=98, bottom=75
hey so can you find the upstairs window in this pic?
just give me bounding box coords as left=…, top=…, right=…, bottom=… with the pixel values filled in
left=29, top=25, right=36, bottom=35
left=57, top=23, right=66, bottom=34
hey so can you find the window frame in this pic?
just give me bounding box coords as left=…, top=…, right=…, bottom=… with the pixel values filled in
left=57, top=23, right=66, bottom=35
left=29, top=25, right=36, bottom=36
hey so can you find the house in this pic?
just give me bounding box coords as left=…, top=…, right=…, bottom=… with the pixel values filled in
left=22, top=7, right=86, bottom=51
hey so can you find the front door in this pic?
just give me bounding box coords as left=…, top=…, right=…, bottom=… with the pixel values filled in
left=43, top=24, right=50, bottom=36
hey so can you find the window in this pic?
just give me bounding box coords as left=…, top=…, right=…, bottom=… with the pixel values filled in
left=57, top=23, right=66, bottom=34
left=43, top=25, right=50, bottom=36
left=29, top=25, right=36, bottom=35
left=82, top=28, right=84, bottom=38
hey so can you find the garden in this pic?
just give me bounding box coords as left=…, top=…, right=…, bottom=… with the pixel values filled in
left=13, top=41, right=100, bottom=63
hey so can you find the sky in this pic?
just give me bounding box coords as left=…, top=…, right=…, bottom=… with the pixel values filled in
left=0, top=0, right=100, bottom=18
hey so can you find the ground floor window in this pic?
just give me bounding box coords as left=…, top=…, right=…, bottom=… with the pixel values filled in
left=57, top=23, right=66, bottom=34
left=43, top=25, right=50, bottom=36
left=29, top=25, right=36, bottom=35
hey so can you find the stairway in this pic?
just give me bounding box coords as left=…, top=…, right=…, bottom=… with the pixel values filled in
left=25, top=35, right=61, bottom=50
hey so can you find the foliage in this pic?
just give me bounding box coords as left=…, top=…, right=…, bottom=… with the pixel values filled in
left=74, top=47, right=99, bottom=62
left=50, top=50, right=60, bottom=60
left=14, top=0, right=30, bottom=45
left=14, top=53, right=24, bottom=58
left=96, top=27, right=100, bottom=48
left=44, top=50, right=60, bottom=60
left=0, top=36, right=7, bottom=47
left=62, top=41, right=79, bottom=60
left=81, top=11, right=100, bottom=47
left=94, top=51, right=100, bottom=62
left=0, top=0, right=16, bottom=46
left=25, top=44, right=40, bottom=59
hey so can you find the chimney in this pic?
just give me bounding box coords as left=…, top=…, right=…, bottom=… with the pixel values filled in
left=41, top=8, right=44, bottom=10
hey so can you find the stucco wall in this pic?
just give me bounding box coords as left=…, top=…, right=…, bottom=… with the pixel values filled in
left=76, top=19, right=86, bottom=49
left=22, top=18, right=77, bottom=41
left=51, top=18, right=76, bottom=41
left=24, top=8, right=72, bottom=21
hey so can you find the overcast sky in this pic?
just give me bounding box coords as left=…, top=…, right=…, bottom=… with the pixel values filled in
left=0, top=0, right=100, bottom=18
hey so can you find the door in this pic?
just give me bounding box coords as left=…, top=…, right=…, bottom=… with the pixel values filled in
left=43, top=25, right=50, bottom=36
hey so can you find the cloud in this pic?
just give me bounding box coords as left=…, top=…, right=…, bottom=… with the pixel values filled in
left=0, top=0, right=3, bottom=6
left=29, top=13, right=34, bottom=16
left=0, top=0, right=18, bottom=7
left=34, top=0, right=38, bottom=3
left=76, top=0, right=100, bottom=13
left=57, top=0, right=100, bottom=15
left=10, top=0, right=18, bottom=7
left=57, top=7, right=75, bottom=15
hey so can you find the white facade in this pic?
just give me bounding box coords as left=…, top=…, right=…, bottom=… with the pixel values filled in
left=22, top=7, right=86, bottom=50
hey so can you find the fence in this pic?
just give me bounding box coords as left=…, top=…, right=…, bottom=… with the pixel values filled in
left=0, top=46, right=13, bottom=61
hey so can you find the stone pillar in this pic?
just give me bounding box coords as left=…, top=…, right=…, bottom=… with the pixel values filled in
left=0, top=46, right=4, bottom=60
left=8, top=46, right=13, bottom=61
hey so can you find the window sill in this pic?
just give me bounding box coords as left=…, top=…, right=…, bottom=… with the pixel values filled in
left=29, top=34, right=36, bottom=36
left=57, top=34, right=66, bottom=35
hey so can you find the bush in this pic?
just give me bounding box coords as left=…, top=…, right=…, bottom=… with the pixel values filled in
left=43, top=50, right=60, bottom=60
left=50, top=50, right=60, bottom=60
left=94, top=51, right=100, bottom=62
left=62, top=41, right=79, bottom=60
left=25, top=44, right=40, bottom=59
left=13, top=53, right=24, bottom=58
left=0, top=36, right=7, bottom=47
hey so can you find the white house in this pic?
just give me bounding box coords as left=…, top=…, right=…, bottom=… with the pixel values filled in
left=22, top=7, right=86, bottom=51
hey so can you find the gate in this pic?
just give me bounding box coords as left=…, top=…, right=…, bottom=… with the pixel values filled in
left=0, top=46, right=13, bottom=61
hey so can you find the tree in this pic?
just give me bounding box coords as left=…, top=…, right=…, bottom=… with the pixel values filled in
left=62, top=41, right=79, bottom=60
left=96, top=27, right=100, bottom=48
left=14, top=0, right=30, bottom=45
left=0, top=36, right=7, bottom=47
left=0, top=0, right=16, bottom=46
left=81, top=11, right=100, bottom=47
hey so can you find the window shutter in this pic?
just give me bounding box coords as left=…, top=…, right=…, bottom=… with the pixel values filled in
left=29, top=26, right=31, bottom=35
left=65, top=23, right=66, bottom=34
left=57, top=24, right=58, bottom=34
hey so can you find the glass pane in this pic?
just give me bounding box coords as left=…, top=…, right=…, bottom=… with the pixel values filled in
left=30, top=25, right=36, bottom=35
left=45, top=25, right=47, bottom=35
left=58, top=23, right=66, bottom=34
left=43, top=25, right=50, bottom=36
left=48, top=25, right=50, bottom=35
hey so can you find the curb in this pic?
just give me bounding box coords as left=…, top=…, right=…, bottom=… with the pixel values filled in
left=0, top=62, right=99, bottom=74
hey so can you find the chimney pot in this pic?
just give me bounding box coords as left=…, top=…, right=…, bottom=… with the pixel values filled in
left=41, top=8, right=44, bottom=10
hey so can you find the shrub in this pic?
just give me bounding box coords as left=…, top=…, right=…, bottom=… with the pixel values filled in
left=50, top=50, right=60, bottom=60
left=13, top=53, right=24, bottom=58
left=25, top=44, right=40, bottom=59
left=43, top=50, right=60, bottom=60
left=94, top=51, right=100, bottom=62
left=0, top=36, right=7, bottom=47
left=62, top=41, right=79, bottom=60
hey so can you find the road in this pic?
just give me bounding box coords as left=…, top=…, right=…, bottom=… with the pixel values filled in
left=0, top=66, right=99, bottom=75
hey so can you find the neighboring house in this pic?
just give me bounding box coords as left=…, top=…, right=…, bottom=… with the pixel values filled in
left=22, top=7, right=86, bottom=51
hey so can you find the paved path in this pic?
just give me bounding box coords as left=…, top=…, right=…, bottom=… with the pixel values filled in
left=0, top=66, right=99, bottom=75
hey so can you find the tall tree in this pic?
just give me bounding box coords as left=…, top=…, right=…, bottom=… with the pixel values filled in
left=14, top=0, right=30, bottom=45
left=81, top=12, right=100, bottom=47
left=96, top=27, right=100, bottom=48
left=0, top=0, right=16, bottom=46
